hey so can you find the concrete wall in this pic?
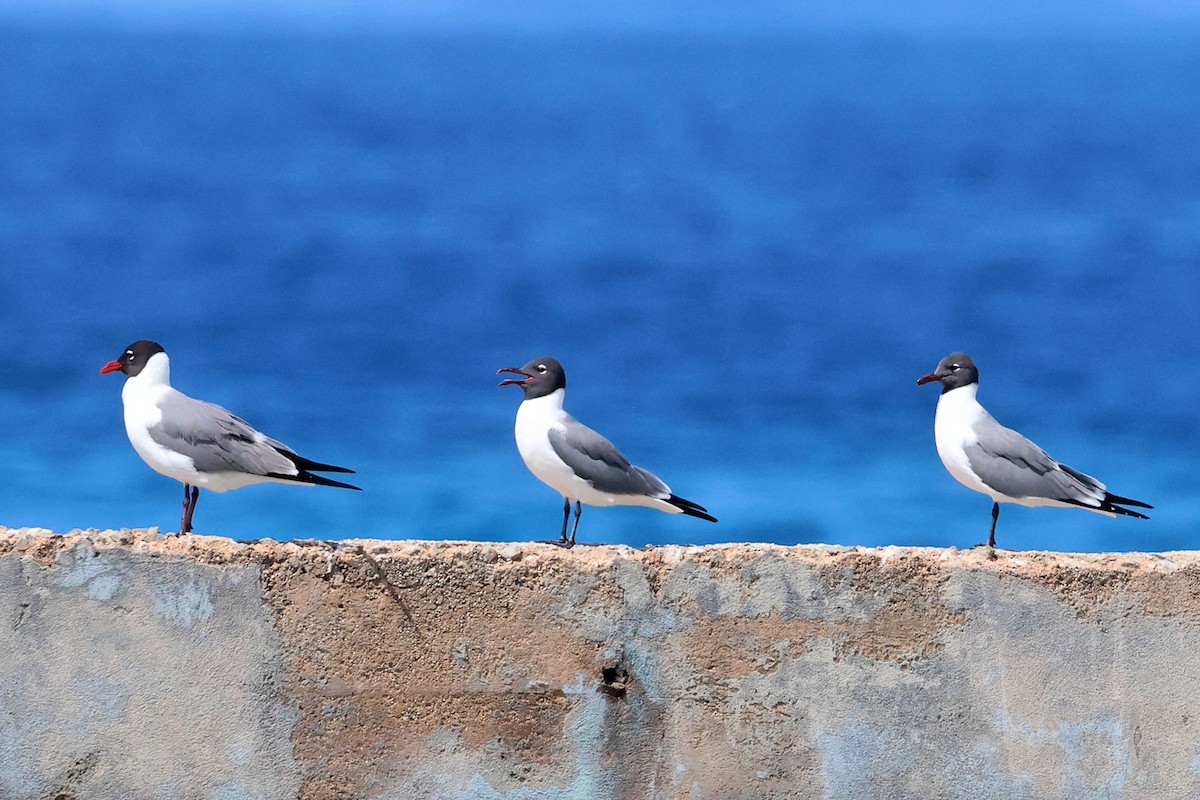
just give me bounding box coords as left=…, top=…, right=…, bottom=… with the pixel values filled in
left=2, top=527, right=1200, bottom=799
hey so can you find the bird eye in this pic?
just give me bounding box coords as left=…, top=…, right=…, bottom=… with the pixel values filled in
left=126, top=351, right=134, bottom=360
left=536, top=364, right=547, bottom=373
left=949, top=364, right=960, bottom=370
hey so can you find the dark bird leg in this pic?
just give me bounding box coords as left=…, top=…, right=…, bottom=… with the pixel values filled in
left=986, top=502, right=999, bottom=548
left=559, top=497, right=571, bottom=543
left=180, top=485, right=200, bottom=534
left=179, top=484, right=190, bottom=534
left=541, top=498, right=577, bottom=548
left=189, top=485, right=200, bottom=531
left=568, top=501, right=582, bottom=547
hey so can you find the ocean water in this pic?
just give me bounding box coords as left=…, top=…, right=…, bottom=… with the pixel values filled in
left=1, top=25, right=1198, bottom=551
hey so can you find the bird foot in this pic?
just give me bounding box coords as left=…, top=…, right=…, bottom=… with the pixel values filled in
left=538, top=539, right=575, bottom=549
left=969, top=542, right=1001, bottom=560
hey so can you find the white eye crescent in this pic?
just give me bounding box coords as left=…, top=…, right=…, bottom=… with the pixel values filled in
left=536, top=364, right=547, bottom=373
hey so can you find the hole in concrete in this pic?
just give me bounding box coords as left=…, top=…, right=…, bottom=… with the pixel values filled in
left=598, top=665, right=628, bottom=699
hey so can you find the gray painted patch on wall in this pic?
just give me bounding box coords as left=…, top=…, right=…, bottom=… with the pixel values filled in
left=0, top=544, right=300, bottom=800
left=152, top=579, right=217, bottom=627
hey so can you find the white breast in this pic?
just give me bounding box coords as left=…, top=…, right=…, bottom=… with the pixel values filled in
left=514, top=389, right=670, bottom=509
left=513, top=389, right=588, bottom=499
left=932, top=384, right=996, bottom=499
left=121, top=377, right=205, bottom=480
left=513, top=388, right=688, bottom=514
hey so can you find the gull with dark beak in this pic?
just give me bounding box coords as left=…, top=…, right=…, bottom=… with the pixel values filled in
left=498, top=356, right=716, bottom=546
left=917, top=351, right=1150, bottom=548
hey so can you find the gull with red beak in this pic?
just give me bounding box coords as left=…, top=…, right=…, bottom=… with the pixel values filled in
left=101, top=340, right=360, bottom=534
left=498, top=356, right=716, bottom=546
left=917, top=351, right=1150, bottom=548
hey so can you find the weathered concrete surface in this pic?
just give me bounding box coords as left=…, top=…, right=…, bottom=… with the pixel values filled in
left=3, top=527, right=1200, bottom=799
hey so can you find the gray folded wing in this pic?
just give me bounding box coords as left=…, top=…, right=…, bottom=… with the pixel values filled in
left=965, top=418, right=1105, bottom=504
left=549, top=421, right=669, bottom=497
left=150, top=393, right=298, bottom=476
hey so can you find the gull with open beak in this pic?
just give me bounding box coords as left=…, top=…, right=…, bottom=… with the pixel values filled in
left=498, top=356, right=716, bottom=546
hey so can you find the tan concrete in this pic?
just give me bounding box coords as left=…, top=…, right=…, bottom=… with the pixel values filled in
left=3, top=527, right=1200, bottom=799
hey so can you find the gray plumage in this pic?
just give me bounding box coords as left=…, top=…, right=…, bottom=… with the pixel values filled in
left=918, top=350, right=1151, bottom=548
left=102, top=339, right=359, bottom=535
left=963, top=420, right=1108, bottom=507
left=548, top=424, right=672, bottom=498
left=498, top=354, right=717, bottom=546
left=149, top=393, right=301, bottom=478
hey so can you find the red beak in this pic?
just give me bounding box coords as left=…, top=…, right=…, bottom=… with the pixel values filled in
left=100, top=360, right=124, bottom=375
left=916, top=372, right=939, bottom=386
left=496, top=366, right=533, bottom=387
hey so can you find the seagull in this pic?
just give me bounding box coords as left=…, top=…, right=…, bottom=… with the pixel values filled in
left=100, top=340, right=360, bottom=534
left=917, top=352, right=1150, bottom=548
left=497, top=356, right=716, bottom=546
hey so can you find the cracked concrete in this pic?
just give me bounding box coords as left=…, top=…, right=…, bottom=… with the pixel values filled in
left=2, top=527, right=1200, bottom=799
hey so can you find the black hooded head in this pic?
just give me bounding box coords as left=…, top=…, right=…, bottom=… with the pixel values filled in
left=917, top=352, right=979, bottom=394
left=497, top=356, right=567, bottom=399
left=101, top=340, right=165, bottom=378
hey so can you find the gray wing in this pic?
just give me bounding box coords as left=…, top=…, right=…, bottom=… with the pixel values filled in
left=150, top=392, right=297, bottom=476
left=965, top=417, right=1105, bottom=503
left=548, top=421, right=669, bottom=497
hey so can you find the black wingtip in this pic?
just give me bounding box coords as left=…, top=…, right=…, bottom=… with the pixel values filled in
left=270, top=471, right=362, bottom=491
left=1106, top=503, right=1150, bottom=520
left=1105, top=492, right=1152, bottom=510
left=1082, top=492, right=1150, bottom=520
left=682, top=507, right=718, bottom=523
left=294, top=459, right=356, bottom=475
left=311, top=474, right=362, bottom=491
left=669, top=494, right=717, bottom=523
left=274, top=447, right=356, bottom=475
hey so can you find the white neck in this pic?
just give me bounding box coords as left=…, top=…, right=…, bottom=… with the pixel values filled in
left=523, top=387, right=566, bottom=412
left=939, top=381, right=978, bottom=404
left=123, top=351, right=172, bottom=402
left=515, top=387, right=568, bottom=435
left=935, top=381, right=986, bottom=426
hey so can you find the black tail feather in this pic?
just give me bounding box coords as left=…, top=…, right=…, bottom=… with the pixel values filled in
left=668, top=494, right=717, bottom=523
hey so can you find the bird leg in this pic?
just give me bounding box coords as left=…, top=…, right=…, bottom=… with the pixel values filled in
left=568, top=501, right=582, bottom=547
left=180, top=485, right=200, bottom=534
left=179, top=484, right=190, bottom=534
left=541, top=498, right=577, bottom=548
left=559, top=497, right=571, bottom=543
left=189, top=485, right=200, bottom=532
left=986, top=502, right=999, bottom=548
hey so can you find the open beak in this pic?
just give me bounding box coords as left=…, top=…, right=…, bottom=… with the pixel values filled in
left=497, top=366, right=534, bottom=387
left=99, top=360, right=124, bottom=375
left=916, top=372, right=940, bottom=386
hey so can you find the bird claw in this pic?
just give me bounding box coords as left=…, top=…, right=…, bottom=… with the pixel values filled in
left=538, top=539, right=575, bottom=549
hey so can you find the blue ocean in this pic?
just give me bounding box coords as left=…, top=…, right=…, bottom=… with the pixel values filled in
left=1, top=19, right=1198, bottom=551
